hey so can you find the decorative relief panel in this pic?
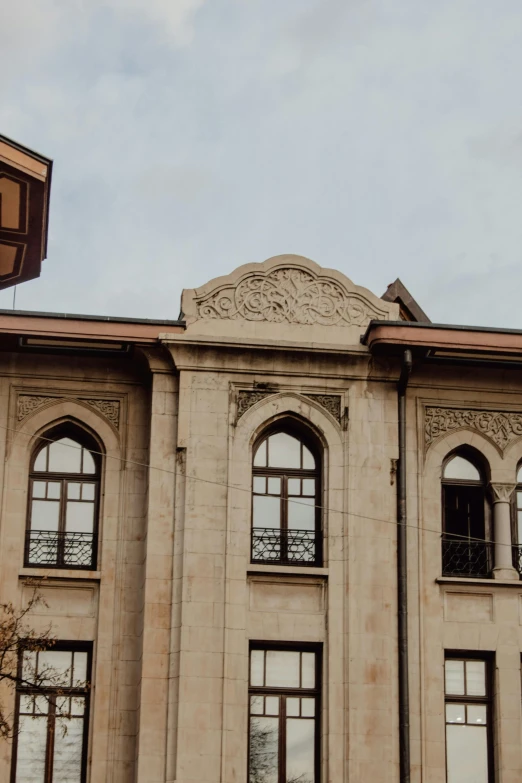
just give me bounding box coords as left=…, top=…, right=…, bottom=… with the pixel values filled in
left=197, top=266, right=386, bottom=326
left=17, top=394, right=121, bottom=429
left=425, top=406, right=522, bottom=452
left=236, top=390, right=342, bottom=423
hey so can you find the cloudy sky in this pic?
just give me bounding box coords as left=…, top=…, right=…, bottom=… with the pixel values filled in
left=2, top=0, right=522, bottom=327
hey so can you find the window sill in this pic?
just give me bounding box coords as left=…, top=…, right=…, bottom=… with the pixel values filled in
left=437, top=576, right=522, bottom=588
left=19, top=567, right=101, bottom=582
left=247, top=564, right=328, bottom=579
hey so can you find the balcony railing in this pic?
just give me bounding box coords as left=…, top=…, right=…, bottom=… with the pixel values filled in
left=25, top=530, right=95, bottom=569
left=251, top=527, right=320, bottom=566
left=442, top=538, right=493, bottom=578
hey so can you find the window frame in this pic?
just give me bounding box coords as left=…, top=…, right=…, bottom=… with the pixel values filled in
left=444, top=651, right=494, bottom=783
left=251, top=420, right=323, bottom=567
left=24, top=426, right=102, bottom=571
left=10, top=641, right=92, bottom=783
left=248, top=641, right=322, bottom=783
left=511, top=465, right=522, bottom=577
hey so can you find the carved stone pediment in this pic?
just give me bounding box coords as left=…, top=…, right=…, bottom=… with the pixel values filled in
left=181, top=255, right=398, bottom=341
left=17, top=394, right=121, bottom=429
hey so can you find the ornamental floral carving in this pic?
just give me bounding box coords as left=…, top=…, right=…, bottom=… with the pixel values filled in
left=17, top=395, right=121, bottom=429
left=197, top=267, right=385, bottom=326
left=425, top=406, right=522, bottom=451
left=304, top=394, right=342, bottom=423
left=236, top=390, right=342, bottom=423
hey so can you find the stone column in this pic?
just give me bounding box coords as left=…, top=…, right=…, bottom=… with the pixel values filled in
left=490, top=483, right=518, bottom=580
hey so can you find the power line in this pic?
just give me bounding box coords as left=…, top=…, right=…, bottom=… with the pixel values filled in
left=0, top=419, right=518, bottom=550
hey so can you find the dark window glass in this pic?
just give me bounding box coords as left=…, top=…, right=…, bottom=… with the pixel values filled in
left=513, top=466, right=522, bottom=577
left=252, top=427, right=321, bottom=566
left=445, top=655, right=492, bottom=783
left=249, top=646, right=320, bottom=783
left=25, top=431, right=100, bottom=570
left=441, top=453, right=492, bottom=578
left=12, top=646, right=91, bottom=783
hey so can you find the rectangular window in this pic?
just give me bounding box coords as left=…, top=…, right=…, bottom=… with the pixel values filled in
left=248, top=645, right=320, bottom=783
left=445, top=654, right=492, bottom=783
left=11, top=645, right=91, bottom=783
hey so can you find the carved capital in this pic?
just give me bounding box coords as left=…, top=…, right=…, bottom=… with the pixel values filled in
left=425, top=406, right=522, bottom=452
left=490, top=483, right=516, bottom=503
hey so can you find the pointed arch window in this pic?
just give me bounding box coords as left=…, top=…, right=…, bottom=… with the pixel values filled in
left=25, top=427, right=101, bottom=570
left=513, top=465, right=522, bottom=577
left=441, top=452, right=492, bottom=578
left=252, top=424, right=322, bottom=566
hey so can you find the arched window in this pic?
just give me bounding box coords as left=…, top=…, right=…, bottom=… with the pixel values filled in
left=441, top=451, right=492, bottom=578
left=25, top=426, right=101, bottom=570
left=514, top=465, right=522, bottom=576
left=251, top=423, right=322, bottom=566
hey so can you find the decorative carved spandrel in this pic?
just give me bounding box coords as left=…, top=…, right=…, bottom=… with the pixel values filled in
left=425, top=406, right=522, bottom=452
left=236, top=389, right=342, bottom=423
left=17, top=394, right=121, bottom=429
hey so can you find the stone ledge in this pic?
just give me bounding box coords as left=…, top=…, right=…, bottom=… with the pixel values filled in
left=19, top=568, right=101, bottom=582
left=247, top=564, right=328, bottom=579
left=437, top=576, right=522, bottom=588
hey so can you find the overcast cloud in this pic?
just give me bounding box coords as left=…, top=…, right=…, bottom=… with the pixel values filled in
left=1, top=0, right=522, bottom=327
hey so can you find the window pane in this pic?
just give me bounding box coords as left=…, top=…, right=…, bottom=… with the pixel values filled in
left=446, top=703, right=465, bottom=723
left=265, top=696, right=279, bottom=715
left=250, top=696, right=263, bottom=715
left=303, top=446, right=315, bottom=470
left=446, top=724, right=488, bottom=783
left=466, top=661, right=486, bottom=697
left=253, top=476, right=266, bottom=494
left=53, top=715, right=84, bottom=782
left=250, top=650, right=264, bottom=686
left=303, top=479, right=315, bottom=496
left=65, top=501, right=94, bottom=533
left=302, top=698, right=315, bottom=717
left=267, top=477, right=281, bottom=495
left=518, top=509, right=522, bottom=545
left=82, top=450, right=96, bottom=474
left=82, top=483, right=95, bottom=501
left=48, top=438, right=82, bottom=473
left=22, top=651, right=36, bottom=684
left=445, top=660, right=465, bottom=695
left=39, top=650, right=73, bottom=687
left=467, top=705, right=487, bottom=725
left=31, top=499, right=60, bottom=532
left=301, top=653, right=316, bottom=689
left=67, top=482, right=81, bottom=500
left=254, top=440, right=267, bottom=468
left=249, top=716, right=278, bottom=783
left=443, top=456, right=480, bottom=481
left=268, top=433, right=301, bottom=469
left=34, top=696, right=49, bottom=715
left=33, top=446, right=48, bottom=472
left=288, top=478, right=301, bottom=496
left=286, top=718, right=315, bottom=783
left=517, top=466, right=522, bottom=484
left=73, top=652, right=88, bottom=687
left=253, top=495, right=281, bottom=530
left=15, top=715, right=48, bottom=783
left=288, top=497, right=315, bottom=531
left=32, top=481, right=46, bottom=499
left=265, top=650, right=300, bottom=688
left=47, top=482, right=61, bottom=499
left=286, top=697, right=300, bottom=717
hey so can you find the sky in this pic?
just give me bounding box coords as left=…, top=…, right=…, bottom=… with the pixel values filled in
left=2, top=0, right=522, bottom=327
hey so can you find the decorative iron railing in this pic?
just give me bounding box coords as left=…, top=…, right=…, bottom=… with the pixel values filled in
left=442, top=538, right=493, bottom=578
left=251, top=527, right=320, bottom=566
left=25, top=530, right=95, bottom=569
left=513, top=545, right=522, bottom=578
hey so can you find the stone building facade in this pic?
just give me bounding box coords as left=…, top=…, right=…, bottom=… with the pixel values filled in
left=0, top=254, right=521, bottom=782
